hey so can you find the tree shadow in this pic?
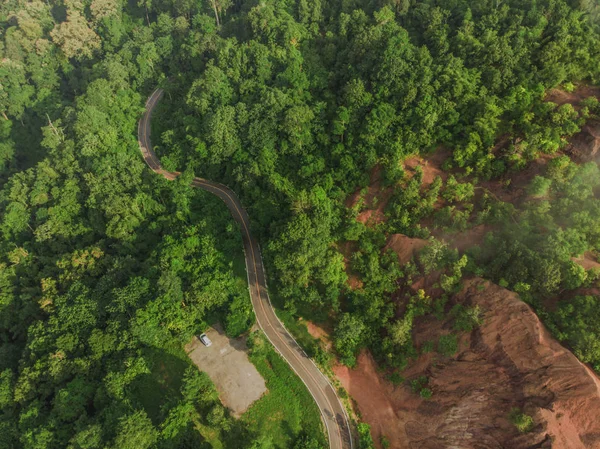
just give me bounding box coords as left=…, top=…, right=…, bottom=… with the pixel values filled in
left=160, top=421, right=211, bottom=449
left=128, top=346, right=190, bottom=425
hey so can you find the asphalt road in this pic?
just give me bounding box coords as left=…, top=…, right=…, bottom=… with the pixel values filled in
left=138, top=88, right=353, bottom=449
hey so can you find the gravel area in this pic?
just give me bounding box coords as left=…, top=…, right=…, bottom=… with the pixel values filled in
left=186, top=325, right=267, bottom=417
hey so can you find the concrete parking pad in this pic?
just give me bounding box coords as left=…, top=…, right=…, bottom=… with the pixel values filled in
left=185, top=325, right=267, bottom=417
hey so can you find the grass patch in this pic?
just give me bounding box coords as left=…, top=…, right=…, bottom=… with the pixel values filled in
left=196, top=422, right=224, bottom=449
left=276, top=309, right=321, bottom=354
left=232, top=252, right=248, bottom=282
left=239, top=331, right=326, bottom=449
left=437, top=333, right=459, bottom=357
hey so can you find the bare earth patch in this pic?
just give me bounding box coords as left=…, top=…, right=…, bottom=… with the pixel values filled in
left=334, top=352, right=412, bottom=449
left=304, top=320, right=334, bottom=351
left=403, top=148, right=450, bottom=187
left=544, top=85, right=600, bottom=108
left=384, top=234, right=428, bottom=265
left=573, top=251, right=600, bottom=270
left=442, top=223, right=492, bottom=252
left=304, top=320, right=330, bottom=341
left=345, top=166, right=394, bottom=225
left=565, top=120, right=600, bottom=163
left=186, top=325, right=267, bottom=417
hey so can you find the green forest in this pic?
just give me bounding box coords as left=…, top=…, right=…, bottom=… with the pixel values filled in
left=2, top=0, right=600, bottom=447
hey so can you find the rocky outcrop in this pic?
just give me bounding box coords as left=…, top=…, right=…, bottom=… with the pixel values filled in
left=566, top=121, right=600, bottom=162
left=421, top=279, right=600, bottom=449
left=335, top=278, right=600, bottom=449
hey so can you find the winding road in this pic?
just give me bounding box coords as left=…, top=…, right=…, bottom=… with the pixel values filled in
left=138, top=88, right=353, bottom=449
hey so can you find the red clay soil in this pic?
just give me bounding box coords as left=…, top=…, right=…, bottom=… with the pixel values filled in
left=572, top=251, right=600, bottom=270
left=335, top=279, right=600, bottom=449
left=346, top=276, right=364, bottom=290
left=305, top=320, right=330, bottom=341
left=403, top=148, right=450, bottom=187
left=545, top=85, right=600, bottom=108
left=384, top=234, right=429, bottom=265
left=565, top=120, right=600, bottom=163
left=346, top=166, right=394, bottom=225
left=303, top=319, right=334, bottom=351
left=385, top=228, right=490, bottom=264
left=334, top=352, right=413, bottom=448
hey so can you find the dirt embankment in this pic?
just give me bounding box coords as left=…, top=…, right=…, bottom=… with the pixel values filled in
left=545, top=85, right=600, bottom=108
left=565, top=120, right=600, bottom=163
left=384, top=234, right=429, bottom=265
left=572, top=251, right=600, bottom=271
left=333, top=277, right=600, bottom=449
left=403, top=149, right=450, bottom=187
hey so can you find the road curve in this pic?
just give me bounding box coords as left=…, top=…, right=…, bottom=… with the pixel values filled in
left=138, top=88, right=353, bottom=449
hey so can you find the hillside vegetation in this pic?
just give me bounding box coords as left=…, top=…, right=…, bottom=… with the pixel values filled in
left=2, top=0, right=600, bottom=447
left=150, top=0, right=600, bottom=372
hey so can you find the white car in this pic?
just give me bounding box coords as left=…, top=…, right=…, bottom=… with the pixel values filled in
left=199, top=333, right=212, bottom=347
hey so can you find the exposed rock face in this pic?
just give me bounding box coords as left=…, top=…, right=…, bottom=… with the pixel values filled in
left=425, top=279, right=600, bottom=449
left=566, top=121, right=600, bottom=162
left=334, top=278, right=600, bottom=449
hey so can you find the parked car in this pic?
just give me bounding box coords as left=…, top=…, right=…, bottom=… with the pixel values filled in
left=199, top=333, right=212, bottom=347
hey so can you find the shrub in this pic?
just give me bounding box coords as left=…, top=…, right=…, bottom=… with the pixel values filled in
left=581, top=96, right=600, bottom=115
left=420, top=341, right=434, bottom=353
left=419, top=388, right=433, bottom=399
left=380, top=435, right=391, bottom=449
left=225, top=293, right=255, bottom=337
left=509, top=408, right=534, bottom=433
left=438, top=334, right=458, bottom=356
left=443, top=175, right=475, bottom=203
left=527, top=176, right=552, bottom=197
left=387, top=371, right=405, bottom=385
left=451, top=304, right=483, bottom=332
left=357, top=422, right=375, bottom=449
left=410, top=375, right=428, bottom=393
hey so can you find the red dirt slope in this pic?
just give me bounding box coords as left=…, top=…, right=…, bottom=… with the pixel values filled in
left=335, top=279, right=600, bottom=449
left=384, top=234, right=428, bottom=265
left=345, top=166, right=394, bottom=225
left=565, top=120, right=600, bottom=162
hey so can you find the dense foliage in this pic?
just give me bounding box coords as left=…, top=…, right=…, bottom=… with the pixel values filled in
left=0, top=0, right=324, bottom=447
left=149, top=0, right=600, bottom=372
left=2, top=0, right=600, bottom=446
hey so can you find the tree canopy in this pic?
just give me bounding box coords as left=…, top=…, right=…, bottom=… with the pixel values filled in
left=2, top=0, right=600, bottom=446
